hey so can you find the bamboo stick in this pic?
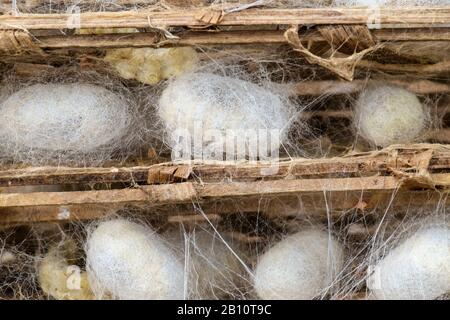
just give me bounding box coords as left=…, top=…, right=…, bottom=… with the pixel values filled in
left=32, top=28, right=450, bottom=50
left=0, top=144, right=450, bottom=187
left=0, top=190, right=446, bottom=225
left=292, top=79, right=450, bottom=95
left=1, top=8, right=449, bottom=30
left=0, top=144, right=448, bottom=187
left=0, top=173, right=448, bottom=208
left=359, top=59, right=450, bottom=74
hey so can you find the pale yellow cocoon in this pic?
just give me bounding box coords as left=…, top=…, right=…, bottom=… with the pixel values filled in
left=86, top=220, right=184, bottom=300
left=104, top=47, right=199, bottom=85
left=368, top=225, right=450, bottom=300
left=38, top=240, right=94, bottom=300
left=254, top=228, right=345, bottom=300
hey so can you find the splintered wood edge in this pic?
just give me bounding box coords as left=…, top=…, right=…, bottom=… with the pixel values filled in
left=1, top=8, right=450, bottom=30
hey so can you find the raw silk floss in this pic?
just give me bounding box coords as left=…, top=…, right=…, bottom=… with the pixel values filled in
left=157, top=72, right=295, bottom=161
left=367, top=221, right=450, bottom=300
left=0, top=81, right=137, bottom=166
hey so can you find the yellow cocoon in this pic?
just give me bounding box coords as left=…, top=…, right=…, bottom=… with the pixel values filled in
left=104, top=47, right=199, bottom=85
left=38, top=240, right=93, bottom=300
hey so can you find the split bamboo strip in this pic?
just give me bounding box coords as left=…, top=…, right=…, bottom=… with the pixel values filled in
left=0, top=144, right=450, bottom=187
left=0, top=173, right=448, bottom=209
left=0, top=144, right=448, bottom=186
left=32, top=28, right=450, bottom=50
left=1, top=8, right=450, bottom=30
left=0, top=190, right=446, bottom=225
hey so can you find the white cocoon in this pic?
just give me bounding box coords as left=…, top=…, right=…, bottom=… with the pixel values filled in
left=355, top=85, right=426, bottom=147
left=367, top=225, right=450, bottom=300
left=86, top=220, right=184, bottom=300
left=158, top=72, right=292, bottom=160
left=254, top=228, right=345, bottom=300
left=0, top=83, right=130, bottom=154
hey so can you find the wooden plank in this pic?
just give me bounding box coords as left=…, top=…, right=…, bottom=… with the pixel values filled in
left=0, top=173, right=448, bottom=209
left=1, top=8, right=449, bottom=30
left=0, top=165, right=152, bottom=186
left=0, top=182, right=198, bottom=207
left=0, top=189, right=447, bottom=225
left=33, top=28, right=450, bottom=50
left=0, top=144, right=449, bottom=186
left=0, top=204, right=113, bottom=225
left=167, top=213, right=222, bottom=223
left=293, top=79, right=450, bottom=96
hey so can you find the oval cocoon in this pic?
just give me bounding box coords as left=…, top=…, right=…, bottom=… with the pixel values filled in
left=355, top=85, right=427, bottom=147
left=0, top=83, right=131, bottom=153
left=86, top=220, right=184, bottom=300
left=254, top=228, right=345, bottom=300
left=368, top=225, right=450, bottom=300
left=158, top=72, right=292, bottom=160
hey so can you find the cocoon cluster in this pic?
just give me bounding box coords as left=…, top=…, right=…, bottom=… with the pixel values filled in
left=254, top=228, right=345, bottom=300
left=0, top=83, right=132, bottom=165
left=355, top=85, right=427, bottom=147
left=166, top=229, right=248, bottom=299
left=158, top=72, right=293, bottom=160
left=367, top=224, right=450, bottom=300
left=85, top=220, right=184, bottom=300
left=104, top=47, right=199, bottom=85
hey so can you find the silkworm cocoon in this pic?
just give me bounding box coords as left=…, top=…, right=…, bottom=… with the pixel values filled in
left=39, top=240, right=93, bottom=300
left=254, top=228, right=345, bottom=300
left=158, top=72, right=292, bottom=160
left=86, top=220, right=184, bottom=300
left=355, top=85, right=427, bottom=147
left=104, top=47, right=198, bottom=85
left=367, top=225, right=450, bottom=300
left=0, top=83, right=131, bottom=163
left=0, top=250, right=16, bottom=265
left=166, top=229, right=248, bottom=299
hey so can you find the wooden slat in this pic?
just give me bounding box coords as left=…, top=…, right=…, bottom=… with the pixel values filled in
left=0, top=180, right=448, bottom=225
left=292, top=79, right=450, bottom=96
left=0, top=182, right=197, bottom=207
left=32, top=28, right=450, bottom=50
left=0, top=173, right=448, bottom=208
left=1, top=8, right=449, bottom=30
left=0, top=145, right=448, bottom=186
left=0, top=190, right=447, bottom=225
left=0, top=165, right=151, bottom=186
